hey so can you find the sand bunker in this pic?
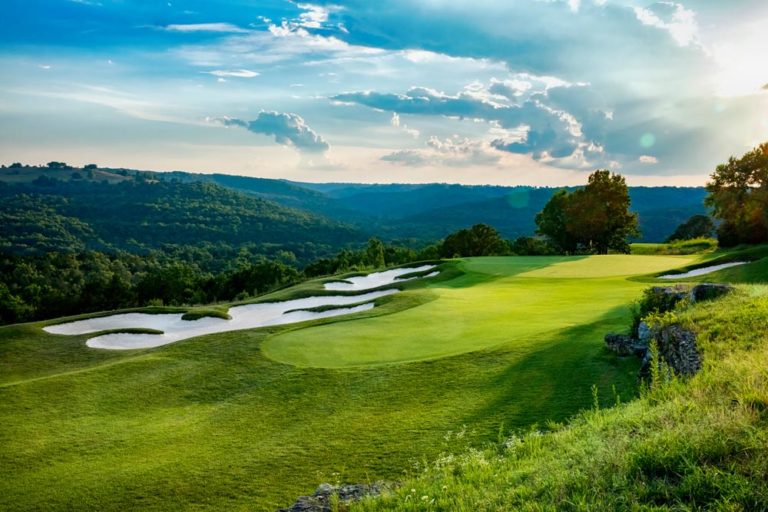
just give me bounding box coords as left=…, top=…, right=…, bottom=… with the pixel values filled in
left=44, top=289, right=398, bottom=350
left=324, top=265, right=437, bottom=291
left=658, top=261, right=747, bottom=280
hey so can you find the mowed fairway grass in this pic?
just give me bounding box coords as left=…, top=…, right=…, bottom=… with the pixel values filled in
left=265, top=255, right=694, bottom=367
left=0, top=255, right=697, bottom=511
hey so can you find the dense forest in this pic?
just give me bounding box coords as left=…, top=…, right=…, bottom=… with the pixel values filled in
left=0, top=176, right=363, bottom=262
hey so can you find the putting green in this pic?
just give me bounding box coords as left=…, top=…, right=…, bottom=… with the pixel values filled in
left=262, top=255, right=695, bottom=368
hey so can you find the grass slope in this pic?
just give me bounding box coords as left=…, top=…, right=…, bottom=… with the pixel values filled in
left=353, top=285, right=768, bottom=511
left=0, top=254, right=704, bottom=511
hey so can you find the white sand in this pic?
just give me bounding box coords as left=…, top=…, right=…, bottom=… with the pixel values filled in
left=44, top=289, right=398, bottom=350
left=658, top=261, right=748, bottom=280
left=324, top=265, right=437, bottom=291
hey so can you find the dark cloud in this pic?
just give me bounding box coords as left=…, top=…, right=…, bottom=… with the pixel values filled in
left=218, top=111, right=329, bottom=153
left=335, top=87, right=584, bottom=162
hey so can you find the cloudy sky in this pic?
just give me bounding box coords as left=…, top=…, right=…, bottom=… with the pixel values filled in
left=2, top=0, right=767, bottom=185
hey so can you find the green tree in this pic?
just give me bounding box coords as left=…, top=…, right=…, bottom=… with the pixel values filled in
left=536, top=170, right=639, bottom=254
left=365, top=238, right=386, bottom=268
left=705, top=143, right=768, bottom=246
left=535, top=189, right=577, bottom=254
left=440, top=224, right=508, bottom=258
left=665, top=214, right=715, bottom=242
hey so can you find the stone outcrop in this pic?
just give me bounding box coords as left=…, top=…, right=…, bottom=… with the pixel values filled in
left=689, top=283, right=733, bottom=303
left=278, top=483, right=385, bottom=512
left=604, top=333, right=646, bottom=357
left=604, top=283, right=729, bottom=379
left=656, top=324, right=701, bottom=376
left=611, top=322, right=701, bottom=380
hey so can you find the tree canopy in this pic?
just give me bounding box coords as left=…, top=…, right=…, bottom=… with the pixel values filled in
left=705, top=142, right=768, bottom=247
left=536, top=170, right=639, bottom=254
left=665, top=214, right=715, bottom=242
left=439, top=224, right=509, bottom=258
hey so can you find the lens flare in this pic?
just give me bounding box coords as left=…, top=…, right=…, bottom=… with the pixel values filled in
left=640, top=133, right=656, bottom=148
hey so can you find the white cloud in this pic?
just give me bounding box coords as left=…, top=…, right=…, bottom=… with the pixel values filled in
left=633, top=2, right=699, bottom=47
left=214, top=111, right=330, bottom=154
left=205, top=69, right=260, bottom=78
left=296, top=3, right=331, bottom=29
left=639, top=155, right=659, bottom=164
left=382, top=135, right=501, bottom=167
left=390, top=112, right=400, bottom=127
left=164, top=23, right=250, bottom=33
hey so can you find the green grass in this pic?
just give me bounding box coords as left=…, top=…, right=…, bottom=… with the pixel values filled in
left=631, top=238, right=718, bottom=256
left=264, top=255, right=696, bottom=368
left=0, top=254, right=728, bottom=511
left=180, top=306, right=231, bottom=321
left=353, top=285, right=768, bottom=511
left=644, top=244, right=768, bottom=284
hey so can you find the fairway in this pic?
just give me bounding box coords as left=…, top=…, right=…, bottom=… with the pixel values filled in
left=263, top=255, right=695, bottom=368
left=0, top=255, right=700, bottom=511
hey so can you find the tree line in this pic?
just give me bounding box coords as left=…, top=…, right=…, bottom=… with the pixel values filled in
left=0, top=238, right=431, bottom=326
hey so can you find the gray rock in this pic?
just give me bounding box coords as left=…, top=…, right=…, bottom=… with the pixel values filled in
left=639, top=324, right=701, bottom=381
left=604, top=333, right=635, bottom=356
left=657, top=324, right=701, bottom=376
left=690, top=283, right=733, bottom=303
left=278, top=482, right=385, bottom=512
left=637, top=321, right=653, bottom=345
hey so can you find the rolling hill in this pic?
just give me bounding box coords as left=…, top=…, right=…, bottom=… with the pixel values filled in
left=0, top=165, right=709, bottom=250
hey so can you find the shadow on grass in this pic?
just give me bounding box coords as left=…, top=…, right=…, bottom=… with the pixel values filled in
left=456, top=303, right=640, bottom=433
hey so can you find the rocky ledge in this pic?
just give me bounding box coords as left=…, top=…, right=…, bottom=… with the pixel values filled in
left=604, top=283, right=732, bottom=379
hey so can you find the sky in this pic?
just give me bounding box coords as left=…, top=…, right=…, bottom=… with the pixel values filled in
left=1, top=0, right=767, bottom=186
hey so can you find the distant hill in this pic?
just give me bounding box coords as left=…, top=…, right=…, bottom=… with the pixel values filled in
left=0, top=170, right=364, bottom=263
left=295, top=182, right=708, bottom=243
left=0, top=165, right=709, bottom=249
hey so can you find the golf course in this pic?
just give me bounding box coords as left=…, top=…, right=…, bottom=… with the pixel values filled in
left=2, top=250, right=744, bottom=511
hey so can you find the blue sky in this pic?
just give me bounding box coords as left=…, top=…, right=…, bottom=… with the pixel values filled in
left=1, top=0, right=767, bottom=185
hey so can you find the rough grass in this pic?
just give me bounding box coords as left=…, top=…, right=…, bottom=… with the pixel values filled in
left=353, top=285, right=768, bottom=511
left=631, top=238, right=718, bottom=256
left=647, top=244, right=768, bottom=284
left=0, top=254, right=728, bottom=511
left=181, top=306, right=231, bottom=321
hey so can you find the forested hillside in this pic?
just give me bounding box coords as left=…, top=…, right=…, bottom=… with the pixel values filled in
left=0, top=176, right=364, bottom=262
left=0, top=165, right=708, bottom=247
